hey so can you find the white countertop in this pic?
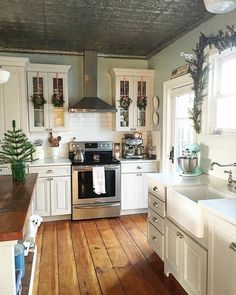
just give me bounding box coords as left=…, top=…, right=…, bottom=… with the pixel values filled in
left=120, top=158, right=158, bottom=163
left=29, top=158, right=71, bottom=166
left=148, top=172, right=214, bottom=186
left=200, top=198, right=236, bottom=226
left=149, top=172, right=236, bottom=226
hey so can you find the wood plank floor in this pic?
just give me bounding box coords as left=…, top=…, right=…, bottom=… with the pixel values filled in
left=33, top=214, right=187, bottom=295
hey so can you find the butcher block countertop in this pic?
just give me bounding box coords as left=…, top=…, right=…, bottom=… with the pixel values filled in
left=0, top=173, right=37, bottom=242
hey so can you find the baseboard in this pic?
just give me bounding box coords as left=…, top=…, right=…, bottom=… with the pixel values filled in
left=42, top=214, right=71, bottom=222
left=120, top=209, right=148, bottom=215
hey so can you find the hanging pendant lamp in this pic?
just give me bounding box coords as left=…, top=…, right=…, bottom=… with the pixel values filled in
left=203, top=0, right=236, bottom=13
left=0, top=67, right=10, bottom=84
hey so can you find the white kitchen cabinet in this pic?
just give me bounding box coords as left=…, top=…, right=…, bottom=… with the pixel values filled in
left=121, top=161, right=158, bottom=211
left=165, top=219, right=207, bottom=295
left=147, top=180, right=166, bottom=261
left=0, top=57, right=29, bottom=143
left=110, top=68, right=155, bottom=131
left=27, top=63, right=71, bottom=132
left=207, top=213, right=236, bottom=295
left=33, top=177, right=51, bottom=216
left=29, top=164, right=71, bottom=217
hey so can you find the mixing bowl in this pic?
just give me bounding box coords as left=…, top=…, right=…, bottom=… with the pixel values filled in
left=177, top=157, right=198, bottom=174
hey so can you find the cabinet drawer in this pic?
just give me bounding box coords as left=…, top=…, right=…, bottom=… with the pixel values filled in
left=148, top=222, right=164, bottom=260
left=149, top=193, right=165, bottom=217
left=148, top=208, right=165, bottom=234
left=121, top=161, right=158, bottom=173
left=148, top=178, right=165, bottom=201
left=29, top=165, right=71, bottom=177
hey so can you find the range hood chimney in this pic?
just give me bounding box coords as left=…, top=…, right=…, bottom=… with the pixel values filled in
left=70, top=50, right=117, bottom=113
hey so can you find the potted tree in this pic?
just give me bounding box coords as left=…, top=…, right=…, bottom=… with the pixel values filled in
left=0, top=120, right=35, bottom=181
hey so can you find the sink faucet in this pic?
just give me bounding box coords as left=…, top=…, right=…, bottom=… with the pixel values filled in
left=209, top=162, right=236, bottom=170
left=224, top=170, right=236, bottom=187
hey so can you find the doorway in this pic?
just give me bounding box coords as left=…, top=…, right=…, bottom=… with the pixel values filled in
left=162, top=75, right=195, bottom=172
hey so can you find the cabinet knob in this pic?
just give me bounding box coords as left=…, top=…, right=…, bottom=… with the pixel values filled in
left=229, top=242, right=236, bottom=252
left=152, top=236, right=157, bottom=242
left=153, top=186, right=158, bottom=192
left=152, top=217, right=158, bottom=223
left=47, top=170, right=53, bottom=174
left=136, top=166, right=142, bottom=170
left=177, top=232, right=184, bottom=239
left=153, top=202, right=158, bottom=208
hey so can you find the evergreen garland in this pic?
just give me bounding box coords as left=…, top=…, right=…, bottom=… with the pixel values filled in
left=0, top=121, right=35, bottom=164
left=185, top=25, right=236, bottom=134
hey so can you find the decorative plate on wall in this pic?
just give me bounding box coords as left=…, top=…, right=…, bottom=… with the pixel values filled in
left=153, top=112, right=159, bottom=125
left=153, top=96, right=159, bottom=109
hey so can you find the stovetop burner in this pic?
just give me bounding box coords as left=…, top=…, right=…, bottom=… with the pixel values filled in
left=68, top=140, right=121, bottom=166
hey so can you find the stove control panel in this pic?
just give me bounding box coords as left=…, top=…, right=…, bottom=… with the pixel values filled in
left=68, top=141, right=113, bottom=153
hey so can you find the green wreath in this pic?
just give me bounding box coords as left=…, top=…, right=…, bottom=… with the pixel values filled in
left=52, top=90, right=65, bottom=107
left=31, top=94, right=47, bottom=108
left=137, top=96, right=147, bottom=110
left=119, top=96, right=133, bottom=110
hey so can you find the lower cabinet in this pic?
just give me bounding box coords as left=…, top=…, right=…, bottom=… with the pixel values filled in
left=30, top=164, right=71, bottom=217
left=165, top=219, right=207, bottom=295
left=207, top=213, right=236, bottom=295
left=121, top=161, right=158, bottom=211
left=121, top=172, right=148, bottom=210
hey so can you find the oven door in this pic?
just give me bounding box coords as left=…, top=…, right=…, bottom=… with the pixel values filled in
left=72, top=165, right=121, bottom=205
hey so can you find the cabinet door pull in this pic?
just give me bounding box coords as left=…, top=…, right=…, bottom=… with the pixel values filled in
left=136, top=166, right=142, bottom=170
left=229, top=242, right=236, bottom=252
left=153, top=202, right=158, bottom=207
left=47, top=178, right=51, bottom=181
left=153, top=186, right=158, bottom=192
left=47, top=169, right=53, bottom=174
left=177, top=232, right=184, bottom=239
left=152, top=217, right=158, bottom=223
left=152, top=236, right=157, bottom=242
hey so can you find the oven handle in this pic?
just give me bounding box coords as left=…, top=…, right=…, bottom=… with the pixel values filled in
left=72, top=165, right=120, bottom=171
left=73, top=202, right=120, bottom=209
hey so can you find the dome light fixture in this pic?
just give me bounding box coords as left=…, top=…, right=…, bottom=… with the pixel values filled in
left=0, top=67, right=10, bottom=84
left=203, top=0, right=236, bottom=13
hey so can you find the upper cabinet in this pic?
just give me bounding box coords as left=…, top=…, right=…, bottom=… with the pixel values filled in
left=27, top=63, right=71, bottom=132
left=110, top=68, right=155, bottom=132
left=0, top=57, right=29, bottom=143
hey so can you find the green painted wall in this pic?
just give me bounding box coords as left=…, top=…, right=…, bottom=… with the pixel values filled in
left=148, top=9, right=236, bottom=132
left=148, top=9, right=236, bottom=176
left=0, top=51, right=148, bottom=105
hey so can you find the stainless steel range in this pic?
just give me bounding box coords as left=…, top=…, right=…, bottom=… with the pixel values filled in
left=69, top=141, right=121, bottom=220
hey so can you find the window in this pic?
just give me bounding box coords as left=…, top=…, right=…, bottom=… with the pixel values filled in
left=209, top=49, right=236, bottom=134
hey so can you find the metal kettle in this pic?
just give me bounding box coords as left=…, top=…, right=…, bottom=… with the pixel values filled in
left=74, top=148, right=85, bottom=163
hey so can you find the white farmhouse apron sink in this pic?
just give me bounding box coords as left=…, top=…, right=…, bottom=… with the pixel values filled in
left=167, top=184, right=233, bottom=238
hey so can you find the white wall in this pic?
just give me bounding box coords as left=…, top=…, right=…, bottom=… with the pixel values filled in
left=148, top=9, right=236, bottom=181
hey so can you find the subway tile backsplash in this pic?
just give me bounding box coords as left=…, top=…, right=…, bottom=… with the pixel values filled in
left=29, top=112, right=148, bottom=158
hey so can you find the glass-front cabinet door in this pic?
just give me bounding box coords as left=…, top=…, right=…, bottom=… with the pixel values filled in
left=28, top=72, right=49, bottom=131
left=111, top=68, right=154, bottom=132
left=27, top=64, right=70, bottom=132
left=48, top=73, right=68, bottom=131
left=134, top=77, right=151, bottom=131
left=116, top=76, right=134, bottom=131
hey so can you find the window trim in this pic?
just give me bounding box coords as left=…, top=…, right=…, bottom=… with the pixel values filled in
left=204, top=47, right=236, bottom=136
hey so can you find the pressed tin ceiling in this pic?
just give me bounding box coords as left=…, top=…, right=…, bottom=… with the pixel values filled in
left=0, top=0, right=213, bottom=58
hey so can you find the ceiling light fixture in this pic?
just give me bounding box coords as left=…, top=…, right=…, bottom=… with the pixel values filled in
left=0, top=67, right=10, bottom=84
left=203, top=0, right=236, bottom=13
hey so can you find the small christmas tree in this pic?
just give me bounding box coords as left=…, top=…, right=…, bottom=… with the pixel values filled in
left=0, top=120, right=35, bottom=181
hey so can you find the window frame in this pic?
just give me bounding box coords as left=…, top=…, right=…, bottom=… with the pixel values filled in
left=207, top=48, right=236, bottom=135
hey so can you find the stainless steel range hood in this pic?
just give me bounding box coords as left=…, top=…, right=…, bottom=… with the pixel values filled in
left=69, top=50, right=117, bottom=113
